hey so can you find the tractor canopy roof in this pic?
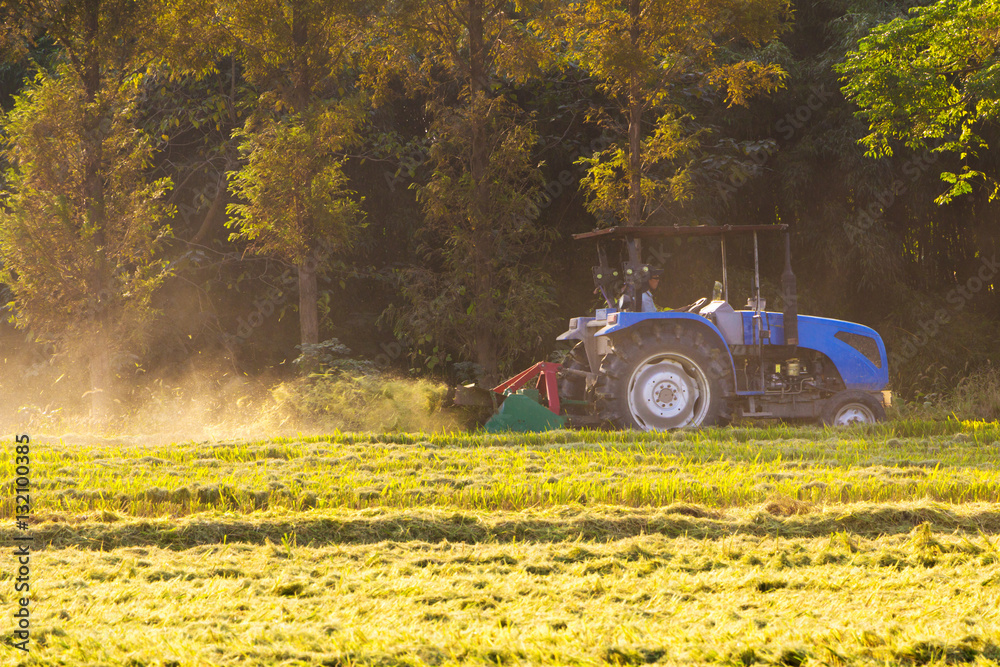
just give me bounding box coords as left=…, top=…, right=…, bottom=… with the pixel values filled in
left=572, top=224, right=787, bottom=241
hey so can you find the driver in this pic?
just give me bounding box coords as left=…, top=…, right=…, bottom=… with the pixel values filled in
left=641, top=268, right=664, bottom=312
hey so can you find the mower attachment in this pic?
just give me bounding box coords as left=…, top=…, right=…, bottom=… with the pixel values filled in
left=483, top=362, right=566, bottom=433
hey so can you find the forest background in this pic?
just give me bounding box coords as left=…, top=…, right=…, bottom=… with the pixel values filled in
left=0, top=0, right=997, bottom=431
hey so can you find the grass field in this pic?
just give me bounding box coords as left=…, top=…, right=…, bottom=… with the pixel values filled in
left=2, top=421, right=1000, bottom=665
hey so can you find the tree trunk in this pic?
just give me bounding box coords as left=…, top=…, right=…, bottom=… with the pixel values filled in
left=82, top=0, right=101, bottom=103
left=628, top=87, right=642, bottom=226
left=298, top=260, right=319, bottom=346
left=467, top=0, right=499, bottom=381
left=190, top=177, right=226, bottom=244
left=82, top=0, right=105, bottom=236
left=89, top=326, right=112, bottom=422
left=475, top=327, right=497, bottom=382
left=468, top=0, right=486, bottom=94
left=291, top=3, right=320, bottom=348
left=290, top=3, right=310, bottom=112
left=628, top=0, right=643, bottom=226
left=83, top=0, right=113, bottom=420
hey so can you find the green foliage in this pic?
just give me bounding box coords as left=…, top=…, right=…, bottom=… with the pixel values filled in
left=0, top=0, right=180, bottom=418
left=393, top=96, right=556, bottom=375
left=838, top=0, right=1000, bottom=202
left=292, top=337, right=375, bottom=375
left=210, top=0, right=373, bottom=346
left=211, top=0, right=373, bottom=104
left=1, top=0, right=164, bottom=83
left=227, top=103, right=362, bottom=263
left=366, top=0, right=547, bottom=97
left=0, top=68, right=172, bottom=346
left=537, top=0, right=790, bottom=224
left=892, top=365, right=1000, bottom=422
left=539, top=0, right=789, bottom=107
left=372, top=2, right=557, bottom=377
left=577, top=114, right=706, bottom=224
left=881, top=283, right=1000, bottom=401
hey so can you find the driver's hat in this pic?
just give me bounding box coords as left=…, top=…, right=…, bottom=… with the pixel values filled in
left=649, top=267, right=664, bottom=279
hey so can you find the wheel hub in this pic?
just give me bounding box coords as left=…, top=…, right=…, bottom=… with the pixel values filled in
left=834, top=404, right=875, bottom=425
left=653, top=383, right=680, bottom=409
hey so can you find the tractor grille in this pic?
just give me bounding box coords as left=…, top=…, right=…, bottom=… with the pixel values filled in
left=835, top=331, right=882, bottom=368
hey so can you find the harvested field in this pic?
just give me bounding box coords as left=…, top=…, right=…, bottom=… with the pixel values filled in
left=2, top=422, right=999, bottom=665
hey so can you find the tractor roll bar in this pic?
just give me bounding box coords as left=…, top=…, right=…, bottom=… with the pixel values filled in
left=572, top=224, right=788, bottom=241
left=576, top=224, right=795, bottom=326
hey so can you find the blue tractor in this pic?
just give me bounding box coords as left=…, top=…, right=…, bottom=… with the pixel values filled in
left=528, top=224, right=889, bottom=430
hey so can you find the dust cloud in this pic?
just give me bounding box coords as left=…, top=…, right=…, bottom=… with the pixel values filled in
left=0, top=349, right=463, bottom=446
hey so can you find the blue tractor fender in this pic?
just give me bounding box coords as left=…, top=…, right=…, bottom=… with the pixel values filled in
left=594, top=311, right=738, bottom=390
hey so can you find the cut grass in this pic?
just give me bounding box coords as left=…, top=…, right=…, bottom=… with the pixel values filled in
left=6, top=532, right=999, bottom=666
left=4, top=426, right=1000, bottom=517
left=6, top=502, right=1000, bottom=550
left=3, top=423, right=1000, bottom=666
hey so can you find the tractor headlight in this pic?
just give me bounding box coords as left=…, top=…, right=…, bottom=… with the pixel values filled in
left=608, top=313, right=619, bottom=325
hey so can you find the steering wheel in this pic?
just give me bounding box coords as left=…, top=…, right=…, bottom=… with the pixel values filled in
left=686, top=297, right=709, bottom=313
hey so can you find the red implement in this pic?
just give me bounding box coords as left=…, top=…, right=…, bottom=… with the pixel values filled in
left=492, top=362, right=562, bottom=415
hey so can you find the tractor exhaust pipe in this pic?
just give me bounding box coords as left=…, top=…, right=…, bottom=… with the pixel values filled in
left=782, top=232, right=798, bottom=346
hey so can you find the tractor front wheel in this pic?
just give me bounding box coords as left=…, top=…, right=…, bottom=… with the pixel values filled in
left=595, top=327, right=730, bottom=430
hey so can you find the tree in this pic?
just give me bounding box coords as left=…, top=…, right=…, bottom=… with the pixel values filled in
left=372, top=0, right=555, bottom=381
left=211, top=0, right=371, bottom=347
left=838, top=0, right=1000, bottom=203
left=0, top=0, right=173, bottom=420
left=538, top=0, right=791, bottom=225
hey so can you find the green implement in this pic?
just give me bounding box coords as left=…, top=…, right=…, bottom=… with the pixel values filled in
left=484, top=391, right=566, bottom=433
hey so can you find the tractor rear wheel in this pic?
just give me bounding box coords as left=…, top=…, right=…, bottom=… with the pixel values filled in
left=595, top=326, right=731, bottom=430
left=559, top=343, right=591, bottom=416
left=821, top=390, right=886, bottom=425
